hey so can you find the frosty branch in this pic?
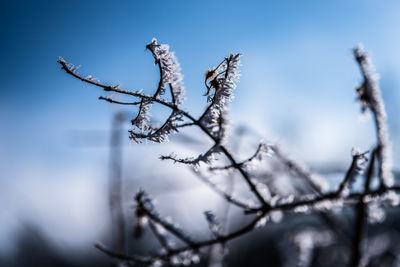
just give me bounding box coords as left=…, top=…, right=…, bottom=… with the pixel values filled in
left=58, top=39, right=399, bottom=267
left=58, top=41, right=267, bottom=207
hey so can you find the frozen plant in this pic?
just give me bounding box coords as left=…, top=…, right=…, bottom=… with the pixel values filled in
left=58, top=39, right=400, bottom=267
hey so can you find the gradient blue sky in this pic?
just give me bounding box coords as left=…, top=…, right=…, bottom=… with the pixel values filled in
left=1, top=0, right=400, bottom=254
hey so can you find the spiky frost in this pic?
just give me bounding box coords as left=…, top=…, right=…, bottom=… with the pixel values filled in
left=354, top=45, right=393, bottom=187
left=146, top=38, right=185, bottom=106
left=201, top=54, right=241, bottom=139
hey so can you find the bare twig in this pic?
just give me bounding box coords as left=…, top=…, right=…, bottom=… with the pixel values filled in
left=271, top=146, right=328, bottom=195
left=148, top=221, right=173, bottom=252
left=335, top=150, right=368, bottom=196
left=191, top=168, right=258, bottom=211
left=209, top=143, right=271, bottom=171
left=350, top=149, right=376, bottom=267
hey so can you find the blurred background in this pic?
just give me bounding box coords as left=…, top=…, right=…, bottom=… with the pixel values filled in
left=1, top=0, right=400, bottom=266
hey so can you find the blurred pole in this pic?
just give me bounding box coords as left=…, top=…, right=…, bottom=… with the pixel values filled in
left=108, top=111, right=126, bottom=255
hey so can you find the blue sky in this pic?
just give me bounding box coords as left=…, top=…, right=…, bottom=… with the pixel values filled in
left=1, top=0, right=400, bottom=254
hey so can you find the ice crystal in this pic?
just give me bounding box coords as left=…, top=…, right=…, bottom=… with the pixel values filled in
left=201, top=54, right=241, bottom=138
left=383, top=190, right=400, bottom=206
left=131, top=99, right=152, bottom=133
left=354, top=45, right=394, bottom=187
left=294, top=205, right=310, bottom=214
left=291, top=229, right=333, bottom=267
left=146, top=38, right=185, bottom=106
left=135, top=190, right=194, bottom=245
left=255, top=215, right=268, bottom=228
left=270, top=210, right=283, bottom=223
left=367, top=203, right=386, bottom=224
left=160, top=146, right=222, bottom=167
left=169, top=251, right=199, bottom=266
left=254, top=180, right=272, bottom=201
left=243, top=143, right=274, bottom=170
left=130, top=110, right=183, bottom=143
left=151, top=260, right=163, bottom=267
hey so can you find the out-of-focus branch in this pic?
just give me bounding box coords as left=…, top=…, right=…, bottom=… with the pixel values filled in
left=335, top=150, right=368, bottom=196
left=135, top=191, right=195, bottom=247
left=148, top=221, right=173, bottom=252
left=350, top=149, right=376, bottom=267
left=271, top=146, right=328, bottom=195
left=354, top=45, right=394, bottom=188
left=247, top=185, right=400, bottom=215
left=97, top=183, right=400, bottom=266
left=97, top=210, right=267, bottom=266
left=193, top=169, right=257, bottom=211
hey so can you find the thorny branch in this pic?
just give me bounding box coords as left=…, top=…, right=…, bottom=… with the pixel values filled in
left=58, top=39, right=398, bottom=266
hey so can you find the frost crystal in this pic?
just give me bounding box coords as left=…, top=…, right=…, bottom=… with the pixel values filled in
left=367, top=203, right=386, bottom=224
left=130, top=110, right=183, bottom=143
left=151, top=260, right=163, bottom=267
left=146, top=38, right=185, bottom=106
left=255, top=215, right=268, bottom=228
left=354, top=45, right=394, bottom=187
left=161, top=145, right=221, bottom=166
left=294, top=205, right=310, bottom=214
left=201, top=54, right=241, bottom=138
left=135, top=190, right=194, bottom=245
left=254, top=180, right=272, bottom=201
left=274, top=195, right=295, bottom=206
left=242, top=142, right=274, bottom=171
left=270, top=210, right=283, bottom=223
left=290, top=229, right=333, bottom=267
left=124, top=38, right=187, bottom=143
left=383, top=190, right=400, bottom=206
left=351, top=147, right=368, bottom=172
left=131, top=99, right=152, bottom=133
left=169, top=251, right=199, bottom=266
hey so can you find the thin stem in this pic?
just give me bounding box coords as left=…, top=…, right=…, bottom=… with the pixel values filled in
left=95, top=242, right=150, bottom=265
left=148, top=221, right=172, bottom=252
left=193, top=170, right=258, bottom=211
left=354, top=46, right=393, bottom=188
left=143, top=205, right=196, bottom=247
left=209, top=143, right=265, bottom=171
left=176, top=122, right=195, bottom=128
left=272, top=146, right=325, bottom=195
left=247, top=186, right=400, bottom=214
left=350, top=149, right=376, bottom=267
left=336, top=152, right=367, bottom=196
left=99, top=96, right=141, bottom=105
left=219, top=145, right=268, bottom=206
left=96, top=211, right=266, bottom=265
